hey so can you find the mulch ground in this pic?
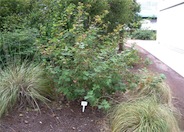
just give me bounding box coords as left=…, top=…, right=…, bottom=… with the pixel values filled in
left=0, top=100, right=106, bottom=132
left=0, top=45, right=184, bottom=132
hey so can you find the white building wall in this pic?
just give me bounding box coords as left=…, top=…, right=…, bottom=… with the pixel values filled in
left=157, top=1, right=184, bottom=50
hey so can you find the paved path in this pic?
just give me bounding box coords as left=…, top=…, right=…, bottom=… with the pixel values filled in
left=127, top=40, right=184, bottom=77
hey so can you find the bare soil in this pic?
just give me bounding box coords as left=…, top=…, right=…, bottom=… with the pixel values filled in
left=0, top=45, right=184, bottom=132
left=0, top=100, right=106, bottom=132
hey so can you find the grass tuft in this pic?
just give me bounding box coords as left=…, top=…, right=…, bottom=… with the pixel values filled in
left=127, top=70, right=172, bottom=105
left=0, top=62, right=53, bottom=118
left=109, top=98, right=180, bottom=132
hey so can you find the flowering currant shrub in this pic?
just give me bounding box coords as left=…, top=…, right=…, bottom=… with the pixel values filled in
left=38, top=3, right=139, bottom=109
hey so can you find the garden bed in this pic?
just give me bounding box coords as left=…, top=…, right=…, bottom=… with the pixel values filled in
left=1, top=46, right=184, bottom=132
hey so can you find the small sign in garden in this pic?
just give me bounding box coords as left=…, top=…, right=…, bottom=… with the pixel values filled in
left=81, top=101, right=88, bottom=112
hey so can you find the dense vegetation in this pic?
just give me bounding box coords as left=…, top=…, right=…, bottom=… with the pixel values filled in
left=0, top=1, right=180, bottom=131
left=131, top=29, right=156, bottom=40
left=0, top=0, right=141, bottom=110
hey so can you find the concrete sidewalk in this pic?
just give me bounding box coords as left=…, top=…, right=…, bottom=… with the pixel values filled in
left=126, top=40, right=184, bottom=77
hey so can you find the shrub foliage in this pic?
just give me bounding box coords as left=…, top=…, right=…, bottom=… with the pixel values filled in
left=127, top=70, right=172, bottom=104
left=0, top=28, right=40, bottom=67
left=0, top=0, right=141, bottom=110
left=37, top=3, right=140, bottom=109
left=131, top=30, right=156, bottom=40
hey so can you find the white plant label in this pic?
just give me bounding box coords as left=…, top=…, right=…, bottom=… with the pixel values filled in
left=81, top=101, right=88, bottom=112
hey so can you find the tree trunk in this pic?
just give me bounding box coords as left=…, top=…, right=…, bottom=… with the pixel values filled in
left=118, top=42, right=123, bottom=53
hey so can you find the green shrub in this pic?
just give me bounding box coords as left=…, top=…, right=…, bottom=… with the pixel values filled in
left=126, top=70, right=172, bottom=105
left=0, top=0, right=34, bottom=31
left=0, top=62, right=53, bottom=118
left=0, top=28, right=40, bottom=67
left=122, top=47, right=140, bottom=66
left=109, top=98, right=180, bottom=132
left=37, top=3, right=140, bottom=109
left=131, top=30, right=156, bottom=40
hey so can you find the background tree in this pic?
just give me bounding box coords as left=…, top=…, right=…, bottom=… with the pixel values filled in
left=62, top=0, right=141, bottom=32
left=0, top=0, right=140, bottom=33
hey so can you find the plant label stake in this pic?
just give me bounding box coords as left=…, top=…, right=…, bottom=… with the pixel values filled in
left=81, top=101, right=88, bottom=112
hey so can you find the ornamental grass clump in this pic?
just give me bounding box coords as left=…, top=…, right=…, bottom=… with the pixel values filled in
left=109, top=98, right=180, bottom=132
left=0, top=62, right=52, bottom=118
left=127, top=70, right=172, bottom=105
